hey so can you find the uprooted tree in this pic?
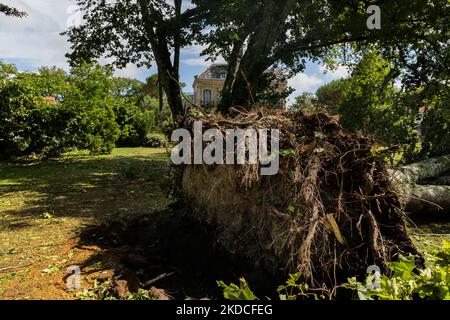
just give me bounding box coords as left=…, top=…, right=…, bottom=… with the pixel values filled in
left=177, top=109, right=420, bottom=286
left=64, top=0, right=450, bottom=287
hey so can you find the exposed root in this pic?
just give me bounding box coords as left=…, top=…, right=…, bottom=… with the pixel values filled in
left=176, top=108, right=419, bottom=287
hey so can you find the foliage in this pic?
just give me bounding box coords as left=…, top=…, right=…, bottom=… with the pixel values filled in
left=330, top=50, right=449, bottom=163
left=339, top=52, right=398, bottom=134
left=0, top=3, right=26, bottom=17
left=335, top=52, right=421, bottom=163
left=65, top=0, right=449, bottom=114
left=60, top=63, right=120, bottom=154
left=315, top=78, right=349, bottom=115
left=277, top=273, right=331, bottom=300
left=218, top=242, right=450, bottom=300
left=217, top=278, right=258, bottom=300
left=144, top=133, right=169, bottom=148
left=64, top=0, right=189, bottom=116
left=196, top=0, right=450, bottom=110
left=290, top=92, right=318, bottom=113
left=0, top=61, right=169, bottom=160
left=142, top=74, right=161, bottom=99
left=0, top=63, right=75, bottom=159
left=76, top=280, right=116, bottom=300
left=418, top=91, right=450, bottom=159
left=344, top=241, right=450, bottom=300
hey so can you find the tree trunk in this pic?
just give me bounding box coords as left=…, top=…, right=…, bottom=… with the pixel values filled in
left=138, top=0, right=184, bottom=117
left=391, top=155, right=450, bottom=184
left=217, top=40, right=244, bottom=113
left=402, top=184, right=450, bottom=214
left=390, top=155, right=450, bottom=214
left=224, top=0, right=298, bottom=111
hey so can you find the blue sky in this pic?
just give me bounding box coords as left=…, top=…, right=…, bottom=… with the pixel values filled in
left=0, top=0, right=348, bottom=105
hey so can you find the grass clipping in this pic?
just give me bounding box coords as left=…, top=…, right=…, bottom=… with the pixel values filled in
left=177, top=108, right=418, bottom=287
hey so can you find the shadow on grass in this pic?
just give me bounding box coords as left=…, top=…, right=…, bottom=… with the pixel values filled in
left=0, top=149, right=171, bottom=230
left=0, top=148, right=279, bottom=299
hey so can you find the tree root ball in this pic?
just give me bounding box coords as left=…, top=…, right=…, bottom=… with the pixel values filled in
left=176, top=108, right=419, bottom=287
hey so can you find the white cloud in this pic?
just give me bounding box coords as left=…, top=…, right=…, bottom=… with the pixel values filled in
left=182, top=55, right=226, bottom=67
left=287, top=64, right=350, bottom=105
left=182, top=57, right=211, bottom=67
left=113, top=63, right=147, bottom=79
left=287, top=73, right=324, bottom=103
left=0, top=0, right=73, bottom=70
left=319, top=65, right=350, bottom=80
left=183, top=44, right=207, bottom=55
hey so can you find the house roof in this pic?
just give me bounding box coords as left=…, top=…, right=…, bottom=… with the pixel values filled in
left=194, top=63, right=287, bottom=84
left=196, top=64, right=228, bottom=80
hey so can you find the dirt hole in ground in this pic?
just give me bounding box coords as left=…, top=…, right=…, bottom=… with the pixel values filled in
left=77, top=203, right=281, bottom=299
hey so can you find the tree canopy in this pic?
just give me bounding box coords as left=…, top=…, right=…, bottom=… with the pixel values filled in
left=65, top=0, right=449, bottom=116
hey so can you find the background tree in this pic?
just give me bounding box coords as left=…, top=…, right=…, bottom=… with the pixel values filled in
left=65, top=0, right=449, bottom=116
left=64, top=64, right=120, bottom=154
left=315, top=79, right=349, bottom=115
left=65, top=0, right=206, bottom=117
left=338, top=51, right=410, bottom=146
left=290, top=92, right=318, bottom=113
left=193, top=0, right=449, bottom=112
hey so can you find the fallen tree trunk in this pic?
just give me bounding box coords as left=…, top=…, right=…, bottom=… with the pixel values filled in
left=402, top=184, right=450, bottom=213
left=177, top=109, right=419, bottom=287
left=390, top=155, right=450, bottom=214
left=391, top=155, right=450, bottom=184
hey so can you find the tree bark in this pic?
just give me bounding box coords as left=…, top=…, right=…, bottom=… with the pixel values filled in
left=402, top=184, right=450, bottom=214
left=390, top=155, right=450, bottom=214
left=138, top=0, right=184, bottom=117
left=217, top=39, right=244, bottom=113
left=391, top=155, right=450, bottom=184
left=224, top=0, right=298, bottom=111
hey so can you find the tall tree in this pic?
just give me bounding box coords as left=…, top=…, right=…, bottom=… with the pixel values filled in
left=65, top=0, right=207, bottom=117
left=65, top=0, right=449, bottom=116
left=193, top=0, right=449, bottom=112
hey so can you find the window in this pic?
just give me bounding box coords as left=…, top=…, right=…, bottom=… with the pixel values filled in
left=203, top=89, right=212, bottom=105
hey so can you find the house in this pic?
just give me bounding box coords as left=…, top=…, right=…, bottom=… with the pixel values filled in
left=191, top=64, right=288, bottom=109
left=192, top=64, right=228, bottom=108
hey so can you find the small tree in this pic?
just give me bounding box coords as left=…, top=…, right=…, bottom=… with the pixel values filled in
left=315, top=79, right=349, bottom=115
left=291, top=93, right=318, bottom=113
left=64, top=64, right=120, bottom=154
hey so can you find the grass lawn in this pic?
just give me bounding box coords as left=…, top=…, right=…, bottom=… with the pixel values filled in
left=0, top=148, right=171, bottom=299
left=0, top=147, right=449, bottom=299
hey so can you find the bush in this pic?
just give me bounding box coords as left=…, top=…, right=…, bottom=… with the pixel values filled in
left=0, top=62, right=120, bottom=159
left=218, top=241, right=450, bottom=300
left=0, top=76, right=74, bottom=159
left=344, top=241, right=450, bottom=300
left=144, top=133, right=168, bottom=148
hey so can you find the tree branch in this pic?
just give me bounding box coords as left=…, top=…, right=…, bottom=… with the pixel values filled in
left=274, top=35, right=371, bottom=61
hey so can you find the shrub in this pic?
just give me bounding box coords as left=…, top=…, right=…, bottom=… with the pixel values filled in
left=0, top=62, right=120, bottom=159
left=144, top=133, right=168, bottom=148
left=218, top=241, right=450, bottom=300
left=344, top=241, right=450, bottom=300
